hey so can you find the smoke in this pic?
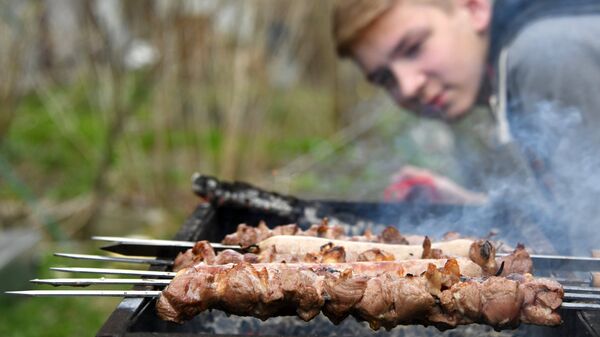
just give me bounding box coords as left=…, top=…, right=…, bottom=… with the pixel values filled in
left=350, top=98, right=600, bottom=257
left=438, top=100, right=600, bottom=256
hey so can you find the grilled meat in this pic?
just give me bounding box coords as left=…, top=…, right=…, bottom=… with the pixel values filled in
left=174, top=240, right=400, bottom=271
left=468, top=240, right=533, bottom=277
left=421, top=236, right=447, bottom=259
left=222, top=220, right=411, bottom=247
left=156, top=259, right=563, bottom=329
left=497, top=244, right=533, bottom=277
left=357, top=248, right=396, bottom=262
left=469, top=240, right=498, bottom=275
left=174, top=238, right=532, bottom=278
left=248, top=235, right=475, bottom=261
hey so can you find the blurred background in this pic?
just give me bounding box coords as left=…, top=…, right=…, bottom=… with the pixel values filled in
left=0, top=0, right=495, bottom=335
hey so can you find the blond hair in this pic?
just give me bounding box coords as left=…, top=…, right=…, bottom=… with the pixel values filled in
left=332, top=0, right=397, bottom=57
left=332, top=0, right=450, bottom=57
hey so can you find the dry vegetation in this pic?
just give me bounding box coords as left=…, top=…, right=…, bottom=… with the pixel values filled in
left=0, top=3, right=493, bottom=335
left=0, top=0, right=464, bottom=240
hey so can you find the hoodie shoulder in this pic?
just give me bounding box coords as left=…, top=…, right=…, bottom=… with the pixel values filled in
left=507, top=15, right=600, bottom=76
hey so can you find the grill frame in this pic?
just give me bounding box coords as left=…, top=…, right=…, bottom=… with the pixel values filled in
left=96, top=198, right=600, bottom=337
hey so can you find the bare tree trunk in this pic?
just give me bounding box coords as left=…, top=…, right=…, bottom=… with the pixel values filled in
left=218, top=2, right=256, bottom=180
left=220, top=46, right=251, bottom=180
left=77, top=2, right=155, bottom=237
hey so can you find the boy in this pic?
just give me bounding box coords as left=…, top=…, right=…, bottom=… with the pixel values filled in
left=333, top=0, right=600, bottom=254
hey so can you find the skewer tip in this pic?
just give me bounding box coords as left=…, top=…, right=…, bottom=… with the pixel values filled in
left=5, top=291, right=32, bottom=296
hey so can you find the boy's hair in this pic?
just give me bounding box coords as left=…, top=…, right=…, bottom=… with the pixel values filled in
left=332, top=0, right=396, bottom=57
left=332, top=0, right=450, bottom=57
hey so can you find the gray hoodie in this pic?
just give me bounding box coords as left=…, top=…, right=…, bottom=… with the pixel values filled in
left=491, top=10, right=600, bottom=255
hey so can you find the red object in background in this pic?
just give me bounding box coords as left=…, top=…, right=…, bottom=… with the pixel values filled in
left=383, top=176, right=440, bottom=202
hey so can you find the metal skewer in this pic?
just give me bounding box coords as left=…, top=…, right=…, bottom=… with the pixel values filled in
left=51, top=251, right=600, bottom=285
left=94, top=236, right=239, bottom=257
left=54, top=253, right=173, bottom=266
left=95, top=236, right=600, bottom=272
left=561, top=302, right=600, bottom=311
left=563, top=285, right=600, bottom=293
left=45, top=265, right=600, bottom=288
left=25, top=277, right=600, bottom=302
left=496, top=253, right=600, bottom=272
left=563, top=293, right=600, bottom=301
left=5, top=290, right=162, bottom=297
left=5, top=290, right=600, bottom=311
left=50, top=267, right=176, bottom=278
left=27, top=276, right=600, bottom=294
left=93, top=236, right=237, bottom=250
left=30, top=278, right=171, bottom=287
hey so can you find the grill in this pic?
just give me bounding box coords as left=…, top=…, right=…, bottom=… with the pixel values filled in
left=88, top=174, right=600, bottom=337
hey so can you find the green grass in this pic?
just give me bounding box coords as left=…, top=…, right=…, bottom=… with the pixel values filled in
left=4, top=85, right=103, bottom=200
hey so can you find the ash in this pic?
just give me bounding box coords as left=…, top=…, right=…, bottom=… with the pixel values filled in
left=184, top=311, right=548, bottom=337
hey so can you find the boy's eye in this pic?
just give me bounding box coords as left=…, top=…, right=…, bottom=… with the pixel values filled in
left=374, top=69, right=397, bottom=89
left=405, top=42, right=422, bottom=58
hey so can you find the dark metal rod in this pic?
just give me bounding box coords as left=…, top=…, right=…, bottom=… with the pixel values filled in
left=563, top=285, right=600, bottom=293
left=564, top=292, right=600, bottom=301
left=561, top=302, right=600, bottom=310
left=496, top=253, right=600, bottom=272
left=92, top=236, right=237, bottom=250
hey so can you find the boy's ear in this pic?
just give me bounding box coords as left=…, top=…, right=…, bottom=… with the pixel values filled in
left=456, top=0, right=492, bottom=33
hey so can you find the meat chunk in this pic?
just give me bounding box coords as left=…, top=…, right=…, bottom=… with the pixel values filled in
left=271, top=223, right=300, bottom=236
left=380, top=226, right=409, bottom=244
left=173, top=241, right=216, bottom=271
left=469, top=240, right=498, bottom=275
left=222, top=222, right=272, bottom=247
left=279, top=265, right=325, bottom=321
left=213, top=249, right=245, bottom=265
left=515, top=274, right=563, bottom=326
left=156, top=271, right=216, bottom=322
left=480, top=277, right=523, bottom=327
left=354, top=276, right=393, bottom=329
left=157, top=261, right=563, bottom=329
left=302, top=244, right=347, bottom=263
left=421, top=236, right=446, bottom=259
left=497, top=244, right=533, bottom=277
left=357, top=248, right=395, bottom=262
left=322, top=269, right=368, bottom=323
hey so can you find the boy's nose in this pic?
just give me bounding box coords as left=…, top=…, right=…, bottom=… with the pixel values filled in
left=391, top=64, right=426, bottom=102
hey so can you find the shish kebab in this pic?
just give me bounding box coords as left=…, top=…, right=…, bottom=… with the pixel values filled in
left=7, top=259, right=600, bottom=331
left=8, top=239, right=600, bottom=309
left=24, top=239, right=600, bottom=298
left=92, top=234, right=600, bottom=272
left=20, top=238, right=600, bottom=295
left=6, top=259, right=597, bottom=329
left=91, top=221, right=600, bottom=272
left=8, top=226, right=598, bottom=327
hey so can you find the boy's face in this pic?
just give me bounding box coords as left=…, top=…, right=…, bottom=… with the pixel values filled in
left=349, top=0, right=491, bottom=120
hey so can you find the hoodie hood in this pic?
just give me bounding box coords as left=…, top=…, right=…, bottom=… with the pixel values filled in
left=489, top=0, right=600, bottom=65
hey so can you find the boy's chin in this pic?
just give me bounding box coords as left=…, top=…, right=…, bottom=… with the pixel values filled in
left=417, top=106, right=447, bottom=119
left=417, top=104, right=465, bottom=121
left=443, top=107, right=470, bottom=122
left=440, top=99, right=474, bottom=121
